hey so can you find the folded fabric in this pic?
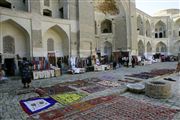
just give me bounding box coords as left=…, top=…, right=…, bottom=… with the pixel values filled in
left=19, top=97, right=56, bottom=115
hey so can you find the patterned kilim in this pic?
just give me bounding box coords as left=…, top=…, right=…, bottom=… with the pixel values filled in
left=35, top=84, right=75, bottom=96
left=99, top=75, right=116, bottom=80
left=51, top=92, right=86, bottom=105
left=89, top=77, right=102, bottom=82
left=28, top=95, right=117, bottom=120
left=71, top=80, right=95, bottom=88
left=29, top=95, right=180, bottom=120
left=81, top=85, right=108, bottom=93
left=125, top=69, right=175, bottom=79
left=97, top=80, right=121, bottom=87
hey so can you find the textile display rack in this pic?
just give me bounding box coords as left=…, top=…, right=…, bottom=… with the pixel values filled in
left=32, top=57, right=61, bottom=80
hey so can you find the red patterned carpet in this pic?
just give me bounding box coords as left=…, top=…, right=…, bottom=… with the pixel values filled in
left=29, top=95, right=179, bottom=120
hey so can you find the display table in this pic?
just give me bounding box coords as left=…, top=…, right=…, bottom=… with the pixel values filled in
left=33, top=70, right=55, bottom=80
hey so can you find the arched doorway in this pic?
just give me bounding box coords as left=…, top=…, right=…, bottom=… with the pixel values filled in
left=174, top=40, right=180, bottom=54
left=101, top=19, right=112, bottom=33
left=156, top=42, right=167, bottom=53
left=146, top=42, right=152, bottom=53
left=174, top=18, right=180, bottom=37
left=104, top=41, right=112, bottom=62
left=43, top=25, right=69, bottom=66
left=138, top=40, right=145, bottom=56
left=155, top=21, right=166, bottom=38
left=1, top=19, right=30, bottom=76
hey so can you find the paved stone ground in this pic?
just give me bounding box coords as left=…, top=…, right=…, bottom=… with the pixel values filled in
left=0, top=62, right=179, bottom=120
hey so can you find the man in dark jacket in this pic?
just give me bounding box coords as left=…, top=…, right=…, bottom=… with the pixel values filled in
left=21, top=57, right=32, bottom=88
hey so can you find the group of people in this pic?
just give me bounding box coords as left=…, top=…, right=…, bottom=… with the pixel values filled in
left=112, top=56, right=136, bottom=69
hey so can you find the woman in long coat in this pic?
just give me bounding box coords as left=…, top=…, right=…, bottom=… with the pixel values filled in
left=21, top=57, right=32, bottom=88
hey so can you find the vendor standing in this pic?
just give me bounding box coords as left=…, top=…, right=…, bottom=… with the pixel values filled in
left=21, top=57, right=32, bottom=88
left=57, top=59, right=62, bottom=74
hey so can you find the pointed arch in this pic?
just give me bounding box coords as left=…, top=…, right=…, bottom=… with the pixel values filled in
left=1, top=19, right=30, bottom=57
left=174, top=40, right=180, bottom=53
left=156, top=42, right=167, bottom=53
left=174, top=18, right=180, bottom=37
left=138, top=40, right=145, bottom=56
left=43, top=25, right=69, bottom=57
left=101, top=19, right=112, bottom=33
left=104, top=41, right=112, bottom=55
left=155, top=20, right=167, bottom=38
left=146, top=42, right=152, bottom=53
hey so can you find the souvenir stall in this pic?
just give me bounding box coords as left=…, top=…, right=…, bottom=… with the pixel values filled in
left=68, top=57, right=86, bottom=74
left=32, top=57, right=60, bottom=80
left=93, top=55, right=111, bottom=71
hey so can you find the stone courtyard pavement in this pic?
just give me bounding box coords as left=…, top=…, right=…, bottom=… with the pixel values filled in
left=0, top=62, right=180, bottom=120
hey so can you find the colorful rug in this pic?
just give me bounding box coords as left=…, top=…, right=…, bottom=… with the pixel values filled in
left=51, top=92, right=86, bottom=105
left=29, top=95, right=180, bottom=120
left=81, top=85, right=108, bottom=93
left=89, top=77, right=102, bottom=82
left=61, top=96, right=179, bottom=120
left=99, top=75, right=116, bottom=80
left=19, top=98, right=56, bottom=115
left=119, top=79, right=142, bottom=83
left=71, top=80, right=95, bottom=88
left=97, top=80, right=121, bottom=87
left=28, top=95, right=117, bottom=120
left=125, top=69, right=175, bottom=79
left=35, top=84, right=75, bottom=96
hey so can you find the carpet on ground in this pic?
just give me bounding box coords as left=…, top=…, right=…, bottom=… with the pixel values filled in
left=97, top=80, right=121, bottom=87
left=51, top=92, right=86, bottom=105
left=28, top=95, right=117, bottom=120
left=125, top=69, right=175, bottom=79
left=29, top=95, right=180, bottom=120
left=99, top=75, right=115, bottom=80
left=89, top=77, right=102, bottom=82
left=119, top=79, right=142, bottom=83
left=81, top=85, right=108, bottom=93
left=70, top=80, right=95, bottom=88
left=35, top=84, right=75, bottom=96
left=19, top=97, right=56, bottom=115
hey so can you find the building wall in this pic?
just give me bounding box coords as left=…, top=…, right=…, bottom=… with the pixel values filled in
left=78, top=0, right=95, bottom=57
left=0, top=0, right=179, bottom=65
left=136, top=9, right=180, bottom=56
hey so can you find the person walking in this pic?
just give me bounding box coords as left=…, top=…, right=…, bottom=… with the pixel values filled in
left=57, top=58, right=62, bottom=75
left=21, top=57, right=32, bottom=88
left=113, top=60, right=117, bottom=70
left=118, top=57, right=122, bottom=68
left=131, top=56, right=136, bottom=68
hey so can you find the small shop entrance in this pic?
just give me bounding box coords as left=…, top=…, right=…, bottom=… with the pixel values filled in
left=48, top=53, right=56, bottom=66
left=4, top=58, right=15, bottom=76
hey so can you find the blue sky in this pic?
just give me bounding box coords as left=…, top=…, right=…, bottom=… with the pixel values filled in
left=135, top=0, right=180, bottom=15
